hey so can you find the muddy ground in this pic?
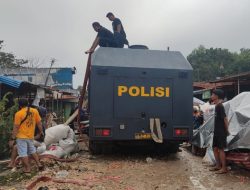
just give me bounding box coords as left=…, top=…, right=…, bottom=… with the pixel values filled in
left=0, top=145, right=250, bottom=190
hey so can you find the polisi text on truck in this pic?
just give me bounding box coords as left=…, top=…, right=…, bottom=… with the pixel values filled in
left=118, top=85, right=170, bottom=97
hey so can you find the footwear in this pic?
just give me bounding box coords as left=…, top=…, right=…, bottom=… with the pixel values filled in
left=207, top=164, right=216, bottom=167
left=38, top=163, right=44, bottom=171
left=6, top=165, right=14, bottom=169
left=215, top=170, right=228, bottom=174
left=209, top=167, right=221, bottom=171
left=22, top=171, right=31, bottom=176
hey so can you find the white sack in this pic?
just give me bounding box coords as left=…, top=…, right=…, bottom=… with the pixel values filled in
left=36, top=142, right=46, bottom=154
left=44, top=124, right=71, bottom=146
left=59, top=138, right=77, bottom=155
left=67, top=129, right=75, bottom=141
left=42, top=145, right=66, bottom=158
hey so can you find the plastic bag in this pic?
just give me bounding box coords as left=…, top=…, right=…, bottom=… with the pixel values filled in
left=42, top=145, right=66, bottom=158
left=37, top=142, right=46, bottom=154
left=59, top=138, right=76, bottom=155
left=67, top=129, right=75, bottom=141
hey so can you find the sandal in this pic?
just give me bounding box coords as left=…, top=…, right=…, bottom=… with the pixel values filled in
left=22, top=171, right=31, bottom=176
left=209, top=167, right=221, bottom=171
left=207, top=164, right=216, bottom=167
left=215, top=170, right=228, bottom=174
left=38, top=163, right=44, bottom=171
left=6, top=165, right=14, bottom=169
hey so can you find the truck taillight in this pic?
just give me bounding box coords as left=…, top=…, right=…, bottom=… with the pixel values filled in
left=102, top=129, right=111, bottom=136
left=174, top=129, right=188, bottom=137
left=95, top=129, right=111, bottom=137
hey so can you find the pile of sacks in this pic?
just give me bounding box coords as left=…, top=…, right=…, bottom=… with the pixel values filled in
left=36, top=124, right=77, bottom=158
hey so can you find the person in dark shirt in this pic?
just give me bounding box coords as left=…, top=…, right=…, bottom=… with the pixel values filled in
left=106, top=12, right=129, bottom=48
left=85, top=22, right=117, bottom=54
left=210, top=89, right=229, bottom=174
left=37, top=99, right=47, bottom=128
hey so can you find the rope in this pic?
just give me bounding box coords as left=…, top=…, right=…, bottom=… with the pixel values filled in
left=150, top=118, right=163, bottom=143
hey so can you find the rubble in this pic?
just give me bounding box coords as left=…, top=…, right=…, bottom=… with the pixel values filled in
left=192, top=92, right=250, bottom=169
left=226, top=152, right=250, bottom=170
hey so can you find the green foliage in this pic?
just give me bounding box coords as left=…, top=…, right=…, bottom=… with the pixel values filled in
left=0, top=92, right=18, bottom=158
left=0, top=169, right=37, bottom=186
left=0, top=41, right=28, bottom=68
left=187, top=45, right=250, bottom=82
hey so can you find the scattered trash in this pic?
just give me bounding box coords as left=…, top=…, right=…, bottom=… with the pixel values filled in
left=55, top=170, right=69, bottom=178
left=38, top=186, right=49, bottom=190
left=77, top=166, right=88, bottom=172
left=26, top=176, right=94, bottom=190
left=226, top=152, right=250, bottom=170
left=95, top=185, right=106, bottom=190
left=146, top=157, right=153, bottom=164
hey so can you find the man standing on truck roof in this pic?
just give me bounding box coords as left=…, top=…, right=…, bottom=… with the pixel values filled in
left=210, top=89, right=229, bottom=174
left=85, top=22, right=117, bottom=54
left=106, top=12, right=129, bottom=48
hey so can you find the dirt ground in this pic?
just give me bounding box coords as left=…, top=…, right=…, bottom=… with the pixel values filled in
left=0, top=146, right=250, bottom=190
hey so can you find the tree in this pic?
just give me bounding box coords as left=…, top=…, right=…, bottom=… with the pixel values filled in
left=187, top=45, right=236, bottom=82
left=0, top=41, right=28, bottom=68
left=233, top=48, right=250, bottom=74
left=0, top=92, right=18, bottom=158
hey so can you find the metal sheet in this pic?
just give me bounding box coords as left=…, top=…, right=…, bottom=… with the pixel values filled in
left=0, top=75, right=23, bottom=88
left=192, top=92, right=250, bottom=150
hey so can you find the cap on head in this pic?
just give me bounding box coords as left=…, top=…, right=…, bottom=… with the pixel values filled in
left=106, top=12, right=114, bottom=17
left=18, top=98, right=28, bottom=108
left=212, top=89, right=225, bottom=100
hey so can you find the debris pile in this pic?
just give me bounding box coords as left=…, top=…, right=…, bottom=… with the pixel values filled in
left=226, top=152, right=250, bottom=170
left=42, top=124, right=77, bottom=158
left=192, top=92, right=250, bottom=169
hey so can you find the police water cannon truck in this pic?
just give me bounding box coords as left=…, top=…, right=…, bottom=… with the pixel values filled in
left=88, top=47, right=193, bottom=153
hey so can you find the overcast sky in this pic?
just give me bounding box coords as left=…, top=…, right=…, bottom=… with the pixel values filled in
left=1, top=0, right=250, bottom=88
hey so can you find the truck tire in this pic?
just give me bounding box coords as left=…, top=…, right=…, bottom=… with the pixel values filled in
left=168, top=144, right=180, bottom=153
left=89, top=140, right=102, bottom=155
left=156, top=142, right=179, bottom=154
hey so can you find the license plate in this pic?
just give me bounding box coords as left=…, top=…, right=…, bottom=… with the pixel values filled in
left=135, top=133, right=152, bottom=140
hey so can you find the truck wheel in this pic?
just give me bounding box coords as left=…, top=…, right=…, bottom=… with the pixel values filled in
left=89, top=140, right=102, bottom=155
left=169, top=144, right=180, bottom=153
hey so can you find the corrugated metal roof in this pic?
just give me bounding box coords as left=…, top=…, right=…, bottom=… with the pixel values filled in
left=0, top=75, right=23, bottom=88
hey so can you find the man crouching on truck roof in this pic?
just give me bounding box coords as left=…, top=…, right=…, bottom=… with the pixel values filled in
left=85, top=22, right=117, bottom=54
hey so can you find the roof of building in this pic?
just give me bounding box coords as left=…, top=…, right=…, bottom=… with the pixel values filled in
left=193, top=81, right=234, bottom=89
left=0, top=75, right=24, bottom=88
left=210, top=71, right=250, bottom=83
left=92, top=47, right=193, bottom=70
left=0, top=75, right=37, bottom=89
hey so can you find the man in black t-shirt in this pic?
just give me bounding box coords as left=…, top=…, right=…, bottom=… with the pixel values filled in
left=85, top=22, right=117, bottom=54
left=210, top=89, right=229, bottom=174
left=106, top=12, right=129, bottom=48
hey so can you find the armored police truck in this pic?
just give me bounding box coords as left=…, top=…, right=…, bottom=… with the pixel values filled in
left=88, top=47, right=193, bottom=153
